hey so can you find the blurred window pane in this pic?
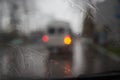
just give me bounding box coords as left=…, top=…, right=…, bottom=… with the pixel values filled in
left=48, top=27, right=55, bottom=34
left=58, top=27, right=64, bottom=34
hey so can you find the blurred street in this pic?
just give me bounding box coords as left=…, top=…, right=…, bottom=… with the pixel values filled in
left=46, top=38, right=120, bottom=78
left=0, top=38, right=120, bottom=78
left=0, top=0, right=120, bottom=79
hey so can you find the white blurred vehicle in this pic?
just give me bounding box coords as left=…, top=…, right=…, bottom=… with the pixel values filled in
left=42, top=20, right=73, bottom=53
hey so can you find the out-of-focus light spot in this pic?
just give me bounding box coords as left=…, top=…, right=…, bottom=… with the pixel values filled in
left=64, top=36, right=72, bottom=45
left=64, top=63, right=71, bottom=76
left=54, top=61, right=59, bottom=65
left=42, top=35, right=49, bottom=42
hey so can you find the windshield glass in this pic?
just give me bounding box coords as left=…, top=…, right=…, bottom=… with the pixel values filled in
left=0, top=0, right=120, bottom=79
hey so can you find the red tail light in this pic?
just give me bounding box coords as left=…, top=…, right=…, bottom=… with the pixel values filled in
left=42, top=35, right=49, bottom=42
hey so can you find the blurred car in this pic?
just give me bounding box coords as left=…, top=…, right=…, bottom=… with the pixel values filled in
left=10, top=38, right=24, bottom=45
left=28, top=30, right=45, bottom=44
left=42, top=20, right=74, bottom=53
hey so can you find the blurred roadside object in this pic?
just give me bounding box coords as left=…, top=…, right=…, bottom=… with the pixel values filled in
left=94, top=25, right=108, bottom=47
left=93, top=31, right=99, bottom=44
left=73, top=33, right=81, bottom=39
left=98, top=30, right=107, bottom=46
left=0, top=28, right=28, bottom=46
left=10, top=38, right=24, bottom=45
left=0, top=30, right=18, bottom=45
left=81, top=8, right=95, bottom=45
left=28, top=30, right=44, bottom=44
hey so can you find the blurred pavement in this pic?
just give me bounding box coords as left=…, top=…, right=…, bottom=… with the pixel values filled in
left=0, top=38, right=120, bottom=78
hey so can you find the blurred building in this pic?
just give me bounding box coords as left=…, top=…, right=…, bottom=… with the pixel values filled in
left=82, top=8, right=95, bottom=39
left=95, top=0, right=120, bottom=46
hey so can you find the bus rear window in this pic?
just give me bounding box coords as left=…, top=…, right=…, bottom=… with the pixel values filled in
left=48, top=28, right=55, bottom=34
left=58, top=27, right=65, bottom=34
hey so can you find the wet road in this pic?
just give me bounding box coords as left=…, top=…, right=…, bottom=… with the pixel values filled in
left=0, top=38, right=120, bottom=78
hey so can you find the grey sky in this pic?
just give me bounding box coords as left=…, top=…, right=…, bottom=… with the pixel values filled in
left=0, top=0, right=106, bottom=35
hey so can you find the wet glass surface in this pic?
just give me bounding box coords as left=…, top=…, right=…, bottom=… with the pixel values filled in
left=0, top=0, right=120, bottom=79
